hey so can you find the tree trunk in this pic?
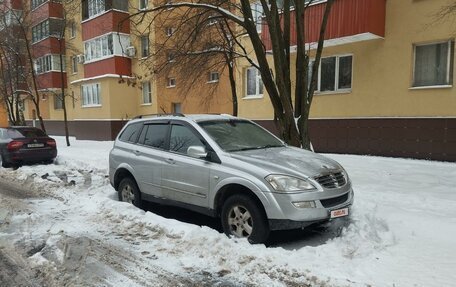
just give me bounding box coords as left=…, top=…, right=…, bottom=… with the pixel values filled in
left=59, top=40, right=70, bottom=146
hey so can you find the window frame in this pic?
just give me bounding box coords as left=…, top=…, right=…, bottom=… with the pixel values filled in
left=167, top=77, right=176, bottom=88
left=412, top=40, right=454, bottom=88
left=244, top=67, right=264, bottom=98
left=53, top=93, right=63, bottom=110
left=34, top=54, right=66, bottom=74
left=311, top=54, right=353, bottom=94
left=81, top=82, right=102, bottom=107
left=140, top=35, right=149, bottom=58
left=71, top=55, right=78, bottom=74
left=208, top=71, right=220, bottom=83
left=141, top=81, right=152, bottom=104
left=139, top=0, right=148, bottom=10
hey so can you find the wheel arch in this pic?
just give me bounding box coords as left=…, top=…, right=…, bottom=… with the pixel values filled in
left=113, top=167, right=137, bottom=191
left=213, top=183, right=268, bottom=219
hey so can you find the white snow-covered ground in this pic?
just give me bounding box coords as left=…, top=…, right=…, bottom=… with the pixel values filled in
left=1, top=136, right=456, bottom=287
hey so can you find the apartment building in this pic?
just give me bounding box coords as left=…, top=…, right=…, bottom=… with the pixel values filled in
left=237, top=0, right=456, bottom=161
left=16, top=0, right=232, bottom=140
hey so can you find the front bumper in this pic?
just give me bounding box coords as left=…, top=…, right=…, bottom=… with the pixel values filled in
left=262, top=186, right=354, bottom=231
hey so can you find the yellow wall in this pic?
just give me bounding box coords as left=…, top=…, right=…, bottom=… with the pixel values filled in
left=238, top=0, right=456, bottom=120
left=0, top=103, right=8, bottom=127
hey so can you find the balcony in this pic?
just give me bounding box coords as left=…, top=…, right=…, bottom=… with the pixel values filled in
left=82, top=10, right=130, bottom=41
left=84, top=57, right=132, bottom=78
left=36, top=72, right=67, bottom=90
left=261, top=0, right=386, bottom=51
left=30, top=1, right=63, bottom=25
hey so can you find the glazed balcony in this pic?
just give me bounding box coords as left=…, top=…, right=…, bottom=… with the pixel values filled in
left=261, top=0, right=386, bottom=51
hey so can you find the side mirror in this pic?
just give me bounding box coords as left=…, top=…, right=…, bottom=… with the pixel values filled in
left=187, top=146, right=208, bottom=159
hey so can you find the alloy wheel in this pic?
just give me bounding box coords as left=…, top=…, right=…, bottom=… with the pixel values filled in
left=121, top=184, right=135, bottom=204
left=227, top=205, right=253, bottom=238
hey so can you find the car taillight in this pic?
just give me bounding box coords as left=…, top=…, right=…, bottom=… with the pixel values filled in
left=47, top=140, right=56, bottom=147
left=7, top=140, right=24, bottom=151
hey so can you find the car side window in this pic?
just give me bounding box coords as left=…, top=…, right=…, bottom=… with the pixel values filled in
left=169, top=125, right=205, bottom=154
left=138, top=124, right=168, bottom=149
left=119, top=123, right=142, bottom=143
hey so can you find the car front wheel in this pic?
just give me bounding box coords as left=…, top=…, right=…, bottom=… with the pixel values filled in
left=221, top=194, right=270, bottom=244
left=118, top=177, right=142, bottom=208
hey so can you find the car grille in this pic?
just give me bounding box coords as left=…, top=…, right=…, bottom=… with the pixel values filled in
left=314, top=172, right=346, bottom=189
left=320, top=193, right=349, bottom=208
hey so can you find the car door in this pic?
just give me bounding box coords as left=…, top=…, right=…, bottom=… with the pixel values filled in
left=161, top=121, right=211, bottom=207
left=132, top=121, right=169, bottom=199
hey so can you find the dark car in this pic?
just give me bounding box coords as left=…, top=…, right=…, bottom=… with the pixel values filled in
left=0, top=127, right=57, bottom=168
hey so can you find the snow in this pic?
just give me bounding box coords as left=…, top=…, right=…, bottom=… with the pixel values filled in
left=1, top=136, right=456, bottom=286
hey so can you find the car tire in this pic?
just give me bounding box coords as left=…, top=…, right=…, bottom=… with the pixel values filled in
left=221, top=194, right=270, bottom=244
left=118, top=177, right=143, bottom=208
left=0, top=154, right=11, bottom=168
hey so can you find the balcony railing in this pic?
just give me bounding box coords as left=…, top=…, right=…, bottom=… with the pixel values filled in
left=261, top=0, right=386, bottom=51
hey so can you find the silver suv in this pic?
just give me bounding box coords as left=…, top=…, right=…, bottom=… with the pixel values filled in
left=109, top=114, right=354, bottom=243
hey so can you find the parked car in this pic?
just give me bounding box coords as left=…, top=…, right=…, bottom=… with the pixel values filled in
left=109, top=114, right=354, bottom=243
left=0, top=126, right=57, bottom=168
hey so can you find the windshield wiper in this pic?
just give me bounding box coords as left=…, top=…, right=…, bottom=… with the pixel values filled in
left=230, top=144, right=284, bottom=152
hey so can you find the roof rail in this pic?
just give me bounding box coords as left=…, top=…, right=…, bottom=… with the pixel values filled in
left=133, top=113, right=185, bottom=119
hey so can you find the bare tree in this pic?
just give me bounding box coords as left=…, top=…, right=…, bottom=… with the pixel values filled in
left=128, top=0, right=336, bottom=149
left=0, top=4, right=48, bottom=132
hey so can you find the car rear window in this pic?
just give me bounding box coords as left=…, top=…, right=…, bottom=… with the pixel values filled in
left=7, top=128, right=46, bottom=138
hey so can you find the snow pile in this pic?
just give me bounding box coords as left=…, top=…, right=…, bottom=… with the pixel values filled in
left=1, top=136, right=456, bottom=286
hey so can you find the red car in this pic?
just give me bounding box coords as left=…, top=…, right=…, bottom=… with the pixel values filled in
left=0, top=127, right=57, bottom=168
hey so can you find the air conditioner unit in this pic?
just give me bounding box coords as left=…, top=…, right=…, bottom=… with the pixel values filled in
left=77, top=54, right=85, bottom=64
left=126, top=46, right=136, bottom=57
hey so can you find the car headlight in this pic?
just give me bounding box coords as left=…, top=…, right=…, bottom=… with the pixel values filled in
left=265, top=175, right=316, bottom=192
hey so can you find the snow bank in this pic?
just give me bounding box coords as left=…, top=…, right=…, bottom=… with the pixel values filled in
left=1, top=137, right=455, bottom=286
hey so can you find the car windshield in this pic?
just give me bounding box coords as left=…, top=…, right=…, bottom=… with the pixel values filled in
left=7, top=128, right=46, bottom=138
left=198, top=120, right=284, bottom=152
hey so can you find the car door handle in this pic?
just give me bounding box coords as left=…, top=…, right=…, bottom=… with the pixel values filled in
left=165, top=158, right=175, bottom=164
left=134, top=150, right=141, bottom=156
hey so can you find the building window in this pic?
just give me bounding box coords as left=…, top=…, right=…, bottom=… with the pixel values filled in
left=139, top=0, right=148, bottom=10
left=167, top=52, right=175, bottom=63
left=141, top=36, right=149, bottom=57
left=54, top=94, right=63, bottom=110
left=71, top=56, right=78, bottom=73
left=142, top=81, right=152, bottom=104
left=207, top=14, right=218, bottom=26
left=312, top=55, right=353, bottom=93
left=32, top=19, right=63, bottom=43
left=81, top=83, right=101, bottom=107
left=245, top=67, right=263, bottom=97
left=251, top=2, right=263, bottom=32
left=32, top=20, right=49, bottom=43
left=34, top=55, right=66, bottom=74
left=413, top=41, right=454, bottom=87
left=31, top=0, right=48, bottom=10
left=70, top=22, right=76, bottom=38
left=165, top=27, right=175, bottom=37
left=167, top=77, right=176, bottom=88
left=84, top=33, right=131, bottom=62
left=208, top=71, right=219, bottom=83
left=172, top=103, right=182, bottom=113
left=87, top=0, right=105, bottom=19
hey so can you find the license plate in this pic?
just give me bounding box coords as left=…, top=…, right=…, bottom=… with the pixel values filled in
left=28, top=143, right=44, bottom=148
left=330, top=207, right=349, bottom=219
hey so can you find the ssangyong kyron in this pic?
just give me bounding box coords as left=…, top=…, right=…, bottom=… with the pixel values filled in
left=109, top=114, right=354, bottom=243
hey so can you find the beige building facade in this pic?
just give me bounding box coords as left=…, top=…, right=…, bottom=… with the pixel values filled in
left=236, top=0, right=456, bottom=161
